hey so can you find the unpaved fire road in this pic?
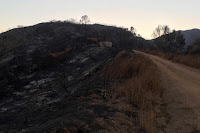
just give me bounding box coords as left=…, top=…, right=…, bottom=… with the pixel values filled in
left=135, top=51, right=200, bottom=133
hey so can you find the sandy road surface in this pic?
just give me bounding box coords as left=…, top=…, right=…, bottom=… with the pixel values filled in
left=135, top=51, right=200, bottom=133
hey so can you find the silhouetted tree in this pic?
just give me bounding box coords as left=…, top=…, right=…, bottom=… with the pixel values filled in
left=152, top=25, right=171, bottom=38
left=175, top=31, right=185, bottom=52
left=80, top=15, right=90, bottom=25
left=80, top=15, right=90, bottom=36
left=163, top=25, right=171, bottom=35
left=190, top=38, right=200, bottom=54
left=130, top=26, right=136, bottom=36
left=152, top=25, right=162, bottom=38
left=154, top=28, right=185, bottom=53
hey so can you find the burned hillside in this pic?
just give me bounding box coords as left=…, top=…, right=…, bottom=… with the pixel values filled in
left=0, top=21, right=148, bottom=132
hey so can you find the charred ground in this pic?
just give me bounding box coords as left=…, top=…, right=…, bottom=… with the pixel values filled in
left=0, top=22, right=149, bottom=132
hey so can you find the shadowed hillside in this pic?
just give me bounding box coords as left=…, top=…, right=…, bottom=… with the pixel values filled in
left=0, top=21, right=155, bottom=132
left=181, top=29, right=200, bottom=46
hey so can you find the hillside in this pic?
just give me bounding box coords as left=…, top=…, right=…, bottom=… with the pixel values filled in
left=0, top=21, right=149, bottom=132
left=149, top=28, right=200, bottom=53
left=181, top=28, right=200, bottom=46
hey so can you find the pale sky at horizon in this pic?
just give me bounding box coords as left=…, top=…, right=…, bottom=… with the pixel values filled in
left=1, top=0, right=200, bottom=39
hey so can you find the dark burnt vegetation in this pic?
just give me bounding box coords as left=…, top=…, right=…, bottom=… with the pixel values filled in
left=0, top=19, right=150, bottom=132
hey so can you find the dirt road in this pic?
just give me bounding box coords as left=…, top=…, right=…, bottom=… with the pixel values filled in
left=135, top=51, right=200, bottom=133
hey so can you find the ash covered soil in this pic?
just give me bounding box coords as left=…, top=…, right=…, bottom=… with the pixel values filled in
left=0, top=22, right=142, bottom=132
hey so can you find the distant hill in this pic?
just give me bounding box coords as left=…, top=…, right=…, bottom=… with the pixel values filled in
left=180, top=29, right=200, bottom=46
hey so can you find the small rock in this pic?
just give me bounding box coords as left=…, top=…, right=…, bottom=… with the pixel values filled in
left=1, top=107, right=8, bottom=112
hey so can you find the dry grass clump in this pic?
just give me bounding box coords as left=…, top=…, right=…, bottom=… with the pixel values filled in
left=143, top=50, right=165, bottom=58
left=144, top=50, right=200, bottom=69
left=101, top=50, right=161, bottom=133
left=172, top=54, right=200, bottom=69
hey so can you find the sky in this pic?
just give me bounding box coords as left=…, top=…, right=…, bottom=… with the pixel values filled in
left=0, top=0, right=200, bottom=39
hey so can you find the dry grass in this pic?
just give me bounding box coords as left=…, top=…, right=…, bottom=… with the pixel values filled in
left=171, top=54, right=200, bottom=69
left=100, top=50, right=161, bottom=133
left=144, top=50, right=200, bottom=69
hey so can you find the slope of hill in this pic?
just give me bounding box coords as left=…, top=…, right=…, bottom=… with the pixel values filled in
left=181, top=28, right=200, bottom=46
left=0, top=21, right=146, bottom=100
left=0, top=21, right=148, bottom=132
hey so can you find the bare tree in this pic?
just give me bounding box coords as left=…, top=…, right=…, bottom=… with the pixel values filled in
left=80, top=15, right=90, bottom=36
left=80, top=15, right=90, bottom=25
left=152, top=25, right=162, bottom=38
left=152, top=25, right=171, bottom=38
left=162, top=25, right=171, bottom=35
left=152, top=25, right=185, bottom=53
